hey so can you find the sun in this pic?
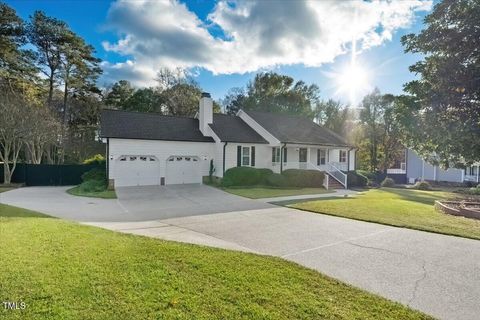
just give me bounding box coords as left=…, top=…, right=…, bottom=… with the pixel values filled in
left=335, top=63, right=370, bottom=106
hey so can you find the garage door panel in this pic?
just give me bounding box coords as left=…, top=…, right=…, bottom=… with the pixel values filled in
left=166, top=156, right=201, bottom=185
left=115, top=155, right=160, bottom=187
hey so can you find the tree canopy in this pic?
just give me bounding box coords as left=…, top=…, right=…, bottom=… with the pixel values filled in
left=397, top=0, right=480, bottom=167
left=223, top=72, right=319, bottom=118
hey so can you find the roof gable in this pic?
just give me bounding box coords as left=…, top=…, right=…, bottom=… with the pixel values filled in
left=209, top=114, right=268, bottom=144
left=244, top=110, right=350, bottom=147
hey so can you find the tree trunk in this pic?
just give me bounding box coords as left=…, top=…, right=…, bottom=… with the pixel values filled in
left=48, top=72, right=54, bottom=106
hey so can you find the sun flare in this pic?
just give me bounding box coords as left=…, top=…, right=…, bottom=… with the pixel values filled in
left=335, top=64, right=370, bottom=106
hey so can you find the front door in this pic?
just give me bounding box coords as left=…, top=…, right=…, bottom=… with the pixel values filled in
left=299, top=148, right=307, bottom=169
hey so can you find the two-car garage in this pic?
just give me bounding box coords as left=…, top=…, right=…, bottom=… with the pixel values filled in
left=114, top=154, right=203, bottom=187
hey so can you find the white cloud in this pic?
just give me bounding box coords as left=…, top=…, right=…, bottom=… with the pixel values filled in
left=101, top=0, right=432, bottom=86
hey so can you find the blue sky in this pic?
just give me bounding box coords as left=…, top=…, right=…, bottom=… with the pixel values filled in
left=6, top=0, right=432, bottom=105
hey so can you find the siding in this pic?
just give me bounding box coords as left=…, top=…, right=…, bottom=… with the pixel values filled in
left=224, top=143, right=272, bottom=173
left=108, top=138, right=215, bottom=181
left=406, top=149, right=463, bottom=183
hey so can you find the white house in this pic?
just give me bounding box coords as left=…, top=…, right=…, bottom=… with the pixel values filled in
left=100, top=93, right=356, bottom=188
left=387, top=148, right=480, bottom=184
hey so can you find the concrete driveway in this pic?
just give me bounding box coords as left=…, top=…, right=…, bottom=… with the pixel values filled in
left=2, top=185, right=480, bottom=319
left=0, top=184, right=273, bottom=221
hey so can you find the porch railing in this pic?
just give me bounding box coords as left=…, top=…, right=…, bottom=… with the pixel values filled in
left=326, top=162, right=347, bottom=188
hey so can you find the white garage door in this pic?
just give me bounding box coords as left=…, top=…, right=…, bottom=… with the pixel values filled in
left=166, top=156, right=202, bottom=185
left=115, top=155, right=160, bottom=187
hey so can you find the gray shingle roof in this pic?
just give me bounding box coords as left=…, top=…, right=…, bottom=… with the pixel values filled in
left=209, top=114, right=268, bottom=144
left=244, top=110, right=351, bottom=147
left=100, top=109, right=214, bottom=143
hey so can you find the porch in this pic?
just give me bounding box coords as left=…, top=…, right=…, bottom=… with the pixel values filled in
left=464, top=165, right=480, bottom=183
left=268, top=145, right=354, bottom=188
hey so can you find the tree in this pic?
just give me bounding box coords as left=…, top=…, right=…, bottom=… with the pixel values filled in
left=0, top=3, right=38, bottom=96
left=123, top=88, right=160, bottom=113
left=27, top=11, right=68, bottom=106
left=398, top=0, right=480, bottom=167
left=0, top=93, right=28, bottom=184
left=24, top=105, right=61, bottom=164
left=223, top=72, right=319, bottom=118
left=359, top=89, right=383, bottom=171
left=58, top=30, right=102, bottom=129
left=313, top=99, right=351, bottom=135
left=104, top=80, right=135, bottom=109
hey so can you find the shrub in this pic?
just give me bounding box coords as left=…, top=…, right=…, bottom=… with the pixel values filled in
left=381, top=177, right=395, bottom=187
left=81, top=168, right=106, bottom=182
left=282, top=169, right=324, bottom=187
left=356, top=170, right=375, bottom=181
left=467, top=187, right=480, bottom=195
left=347, top=171, right=368, bottom=187
left=266, top=173, right=288, bottom=188
left=83, top=154, right=106, bottom=165
left=78, top=179, right=107, bottom=193
left=413, top=180, right=432, bottom=190
left=221, top=167, right=273, bottom=187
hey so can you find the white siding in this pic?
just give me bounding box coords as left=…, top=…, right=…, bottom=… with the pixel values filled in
left=223, top=143, right=272, bottom=173
left=108, top=139, right=215, bottom=184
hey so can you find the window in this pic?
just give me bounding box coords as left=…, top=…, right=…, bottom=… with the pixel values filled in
left=119, top=156, right=127, bottom=161
left=272, top=147, right=281, bottom=162
left=339, top=150, right=347, bottom=163
left=317, top=149, right=326, bottom=165
left=299, top=148, right=307, bottom=163
left=129, top=156, right=137, bottom=161
left=242, top=147, right=250, bottom=166
left=140, top=156, right=147, bottom=161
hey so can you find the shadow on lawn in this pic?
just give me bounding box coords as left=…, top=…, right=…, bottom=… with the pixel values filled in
left=380, top=188, right=445, bottom=205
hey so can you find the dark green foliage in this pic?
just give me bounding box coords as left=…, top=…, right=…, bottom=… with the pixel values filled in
left=78, top=179, right=107, bottom=193
left=81, top=168, right=106, bottom=183
left=413, top=181, right=432, bottom=191
left=347, top=171, right=368, bottom=187
left=266, top=173, right=288, bottom=188
left=223, top=72, right=318, bottom=118
left=398, top=0, right=480, bottom=166
left=221, top=167, right=273, bottom=187
left=381, top=177, right=395, bottom=187
left=282, top=169, right=324, bottom=188
left=208, top=159, right=215, bottom=183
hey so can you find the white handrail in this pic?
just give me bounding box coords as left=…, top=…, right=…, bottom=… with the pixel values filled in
left=326, top=163, right=347, bottom=188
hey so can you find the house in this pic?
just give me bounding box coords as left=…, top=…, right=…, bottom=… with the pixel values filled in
left=100, top=93, right=356, bottom=188
left=387, top=148, right=480, bottom=184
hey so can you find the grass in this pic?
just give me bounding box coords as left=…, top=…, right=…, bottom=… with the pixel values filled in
left=66, top=185, right=117, bottom=199
left=291, top=187, right=480, bottom=240
left=222, top=186, right=333, bottom=199
left=0, top=204, right=431, bottom=319
left=0, top=186, right=13, bottom=193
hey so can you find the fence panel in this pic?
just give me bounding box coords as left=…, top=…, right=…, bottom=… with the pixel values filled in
left=0, top=163, right=102, bottom=186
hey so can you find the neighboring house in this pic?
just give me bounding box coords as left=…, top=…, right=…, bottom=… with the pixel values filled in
left=100, top=93, right=356, bottom=188
left=387, top=148, right=480, bottom=184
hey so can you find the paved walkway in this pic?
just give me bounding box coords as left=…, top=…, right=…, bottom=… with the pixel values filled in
left=259, top=188, right=357, bottom=202
left=2, top=186, right=480, bottom=320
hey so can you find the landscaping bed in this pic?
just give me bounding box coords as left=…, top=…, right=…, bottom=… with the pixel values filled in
left=0, top=204, right=431, bottom=320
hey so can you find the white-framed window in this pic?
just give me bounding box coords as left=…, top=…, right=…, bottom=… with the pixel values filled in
left=242, top=147, right=250, bottom=166
left=339, top=150, right=347, bottom=163
left=272, top=147, right=281, bottom=162
left=317, top=149, right=326, bottom=165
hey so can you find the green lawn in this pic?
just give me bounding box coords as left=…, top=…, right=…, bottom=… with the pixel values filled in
left=291, top=188, right=480, bottom=240
left=223, top=186, right=332, bottom=199
left=0, top=186, right=13, bottom=193
left=67, top=185, right=117, bottom=199
left=0, top=204, right=431, bottom=320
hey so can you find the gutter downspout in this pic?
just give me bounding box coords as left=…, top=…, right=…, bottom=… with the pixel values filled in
left=222, top=142, right=228, bottom=176
left=280, top=143, right=287, bottom=173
